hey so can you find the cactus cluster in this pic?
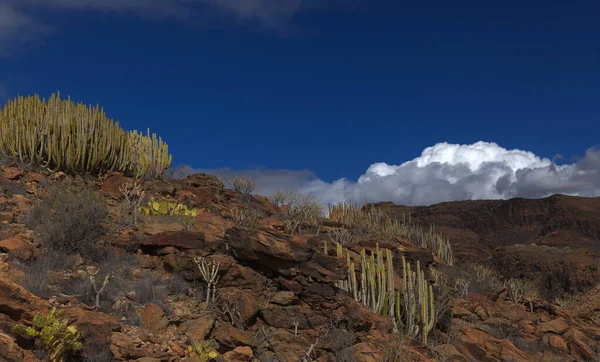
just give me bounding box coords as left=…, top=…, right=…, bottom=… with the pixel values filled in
left=328, top=202, right=454, bottom=265
left=139, top=197, right=199, bottom=216
left=12, top=307, right=82, bottom=362
left=187, top=341, right=218, bottom=361
left=0, top=92, right=171, bottom=178
left=332, top=243, right=435, bottom=345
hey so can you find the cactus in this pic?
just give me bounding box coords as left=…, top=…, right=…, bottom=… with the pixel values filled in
left=12, top=307, right=82, bottom=362
left=139, top=197, right=199, bottom=217
left=187, top=341, right=218, bottom=361
left=0, top=93, right=171, bottom=178
left=328, top=202, right=454, bottom=265
left=341, top=244, right=435, bottom=345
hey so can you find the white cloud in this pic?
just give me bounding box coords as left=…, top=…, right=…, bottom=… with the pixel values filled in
left=0, top=0, right=321, bottom=54
left=210, top=141, right=600, bottom=207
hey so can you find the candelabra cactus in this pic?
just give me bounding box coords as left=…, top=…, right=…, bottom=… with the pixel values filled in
left=0, top=92, right=171, bottom=178
left=342, top=244, right=435, bottom=345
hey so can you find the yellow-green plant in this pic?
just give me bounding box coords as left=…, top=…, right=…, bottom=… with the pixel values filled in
left=139, top=197, right=199, bottom=216
left=0, top=92, right=171, bottom=178
left=342, top=244, right=435, bottom=345
left=328, top=202, right=454, bottom=265
left=187, top=341, right=218, bottom=361
left=12, top=307, right=82, bottom=362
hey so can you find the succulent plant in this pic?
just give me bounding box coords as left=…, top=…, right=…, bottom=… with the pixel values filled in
left=0, top=92, right=171, bottom=178
left=139, top=197, right=199, bottom=216
left=12, top=307, right=82, bottom=362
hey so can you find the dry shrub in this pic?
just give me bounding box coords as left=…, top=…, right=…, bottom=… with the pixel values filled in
left=59, top=253, right=138, bottom=313
left=23, top=250, right=76, bottom=298
left=232, top=205, right=265, bottom=229
left=27, top=182, right=111, bottom=262
left=464, top=263, right=503, bottom=297
left=328, top=227, right=357, bottom=245
left=329, top=325, right=357, bottom=362
left=161, top=163, right=193, bottom=181
left=223, top=175, right=257, bottom=199
left=269, top=190, right=323, bottom=235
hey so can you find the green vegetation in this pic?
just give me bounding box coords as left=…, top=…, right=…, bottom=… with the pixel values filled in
left=12, top=307, right=82, bottom=362
left=331, top=243, right=435, bottom=345
left=187, top=341, right=218, bottom=361
left=139, top=197, right=199, bottom=216
left=0, top=92, right=171, bottom=178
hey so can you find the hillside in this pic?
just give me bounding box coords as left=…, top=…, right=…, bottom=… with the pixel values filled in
left=1, top=164, right=600, bottom=361
left=375, top=196, right=600, bottom=298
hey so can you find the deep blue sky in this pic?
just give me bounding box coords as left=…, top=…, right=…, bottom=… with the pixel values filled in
left=1, top=0, right=598, bottom=182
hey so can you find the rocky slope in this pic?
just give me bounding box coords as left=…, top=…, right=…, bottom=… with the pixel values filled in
left=1, top=164, right=600, bottom=361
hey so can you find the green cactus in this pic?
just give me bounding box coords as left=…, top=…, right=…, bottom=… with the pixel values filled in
left=12, top=307, right=82, bottom=362
left=0, top=92, right=171, bottom=178
left=187, top=341, right=218, bottom=361
left=341, top=244, right=435, bottom=344
left=139, top=197, right=199, bottom=216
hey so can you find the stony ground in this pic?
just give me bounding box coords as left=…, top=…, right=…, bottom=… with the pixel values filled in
left=1, top=164, right=600, bottom=361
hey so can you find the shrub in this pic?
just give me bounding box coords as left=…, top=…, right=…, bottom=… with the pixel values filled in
left=223, top=175, right=257, bottom=196
left=232, top=205, right=264, bottom=229
left=23, top=251, right=75, bottom=298
left=328, top=227, right=357, bottom=245
left=269, top=190, right=323, bottom=235
left=27, top=182, right=110, bottom=262
left=0, top=92, right=171, bottom=178
left=465, top=263, right=503, bottom=297
left=329, top=325, right=357, bottom=362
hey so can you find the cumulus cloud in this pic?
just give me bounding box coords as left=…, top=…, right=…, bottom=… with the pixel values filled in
left=0, top=0, right=321, bottom=54
left=205, top=141, right=600, bottom=207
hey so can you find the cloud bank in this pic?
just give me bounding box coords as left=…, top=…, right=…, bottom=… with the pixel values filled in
left=212, top=141, right=600, bottom=206
left=0, top=0, right=319, bottom=55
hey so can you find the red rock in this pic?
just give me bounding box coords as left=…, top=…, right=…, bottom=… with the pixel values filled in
left=224, top=346, right=253, bottom=362
left=0, top=234, right=36, bottom=261
left=548, top=334, right=568, bottom=353
left=100, top=172, right=134, bottom=199
left=1, top=168, right=23, bottom=180
left=214, top=323, right=253, bottom=348
left=180, top=312, right=215, bottom=342
left=142, top=231, right=205, bottom=249
left=64, top=308, right=120, bottom=346
left=0, top=278, right=48, bottom=322
left=0, top=333, right=35, bottom=362
left=140, top=304, right=169, bottom=332
left=271, top=291, right=298, bottom=305
left=538, top=318, right=570, bottom=334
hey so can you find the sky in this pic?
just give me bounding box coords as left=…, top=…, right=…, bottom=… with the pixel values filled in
left=0, top=0, right=599, bottom=205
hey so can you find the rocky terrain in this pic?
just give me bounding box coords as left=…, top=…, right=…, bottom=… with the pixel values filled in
left=1, top=163, right=600, bottom=362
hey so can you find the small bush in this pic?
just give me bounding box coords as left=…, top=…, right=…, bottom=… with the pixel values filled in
left=232, top=205, right=264, bottom=229
left=224, top=175, right=257, bottom=196
left=134, top=273, right=169, bottom=306
left=269, top=190, right=323, bottom=235
left=330, top=326, right=357, bottom=362
left=59, top=253, right=137, bottom=313
left=464, top=263, right=503, bottom=297
left=27, top=182, right=111, bottom=262
left=23, top=251, right=76, bottom=298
